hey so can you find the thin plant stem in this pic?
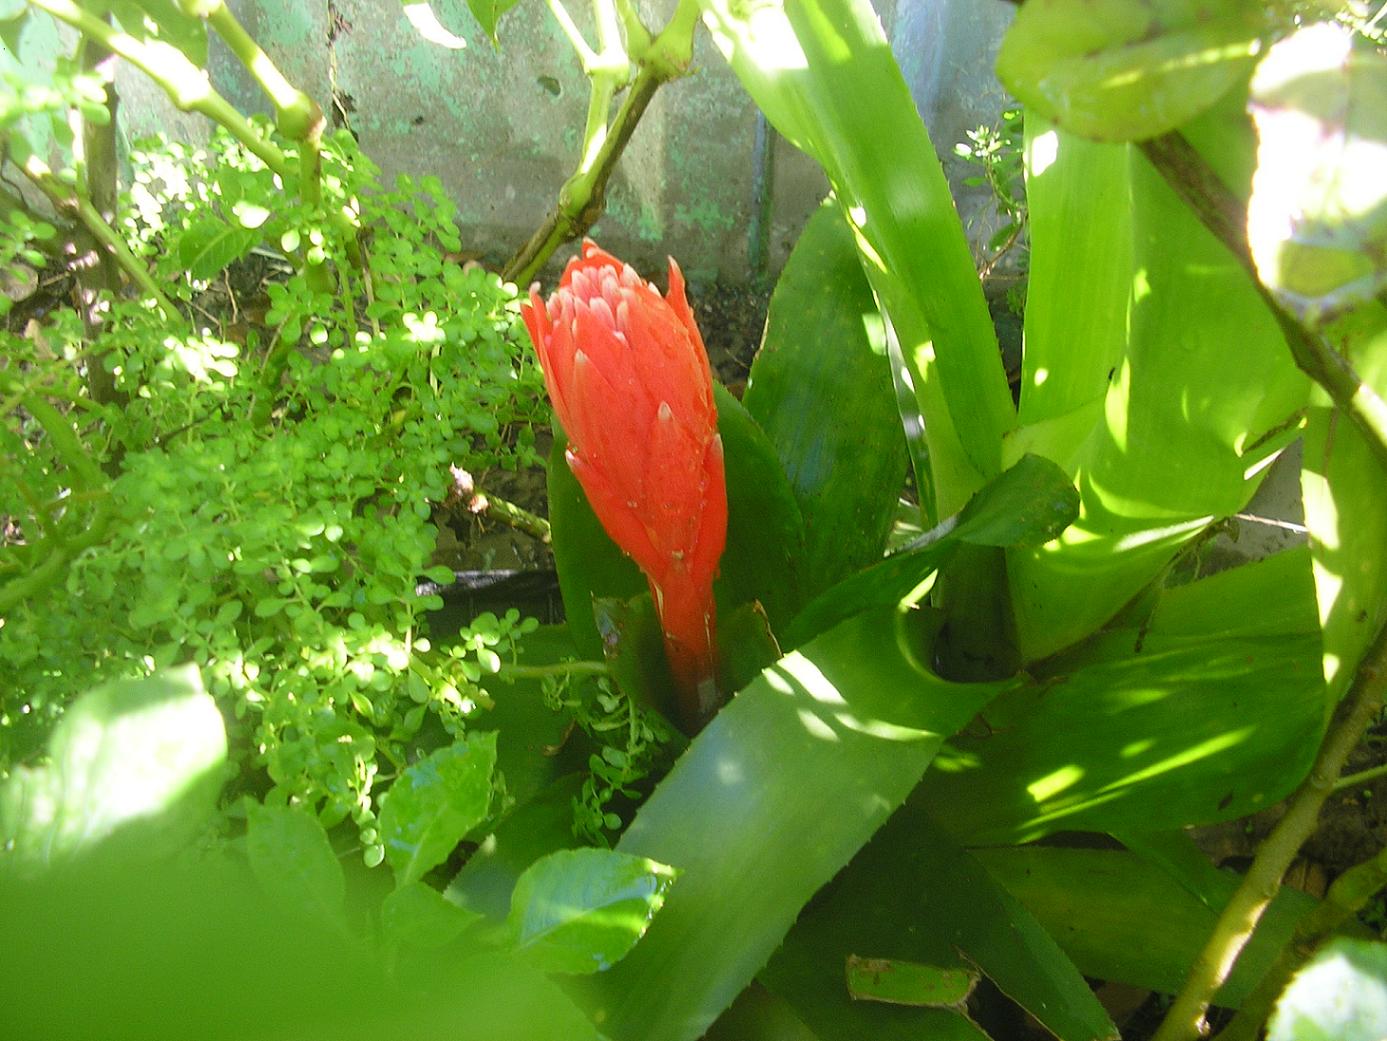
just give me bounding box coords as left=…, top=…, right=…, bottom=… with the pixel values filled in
left=503, top=0, right=699, bottom=285
left=463, top=491, right=552, bottom=543
left=1216, top=834, right=1387, bottom=1041
left=28, top=0, right=291, bottom=178
left=71, top=22, right=124, bottom=409
left=202, top=2, right=328, bottom=216
left=19, top=155, right=177, bottom=319
left=1333, top=759, right=1387, bottom=793
left=544, top=0, right=599, bottom=68
left=498, top=660, right=610, bottom=681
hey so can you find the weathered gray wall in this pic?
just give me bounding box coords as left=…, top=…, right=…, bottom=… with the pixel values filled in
left=107, top=0, right=1015, bottom=280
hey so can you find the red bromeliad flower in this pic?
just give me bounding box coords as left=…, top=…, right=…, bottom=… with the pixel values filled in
left=522, top=240, right=727, bottom=728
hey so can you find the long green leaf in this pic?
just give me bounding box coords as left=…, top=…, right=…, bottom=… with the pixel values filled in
left=579, top=607, right=1015, bottom=1041
left=699, top=0, right=1014, bottom=515
left=923, top=631, right=1325, bottom=844
left=762, top=800, right=1117, bottom=1041
left=1007, top=129, right=1308, bottom=659
left=743, top=199, right=907, bottom=598
left=975, top=846, right=1317, bottom=1008
left=784, top=453, right=1077, bottom=648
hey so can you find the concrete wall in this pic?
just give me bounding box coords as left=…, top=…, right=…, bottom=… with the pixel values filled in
left=105, top=0, right=1015, bottom=280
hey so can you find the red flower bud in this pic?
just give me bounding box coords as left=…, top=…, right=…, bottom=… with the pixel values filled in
left=523, top=241, right=727, bottom=727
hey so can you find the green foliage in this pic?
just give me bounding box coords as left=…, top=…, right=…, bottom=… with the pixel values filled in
left=0, top=671, right=670, bottom=1040
left=506, top=847, right=678, bottom=973
left=954, top=102, right=1028, bottom=264
left=1, top=128, right=547, bottom=854
left=542, top=669, right=677, bottom=842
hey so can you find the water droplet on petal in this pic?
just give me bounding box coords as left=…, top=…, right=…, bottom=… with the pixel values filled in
left=658, top=401, right=674, bottom=422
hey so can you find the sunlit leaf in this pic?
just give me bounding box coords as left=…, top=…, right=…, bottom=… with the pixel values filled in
left=1268, top=938, right=1387, bottom=1041
left=507, top=847, right=677, bottom=974
left=0, top=665, right=224, bottom=868
left=1007, top=128, right=1307, bottom=659
left=977, top=846, right=1316, bottom=1006
left=764, top=802, right=1116, bottom=1041
left=579, top=607, right=1014, bottom=1041
left=924, top=631, right=1324, bottom=844
left=744, top=199, right=907, bottom=598
left=379, top=732, right=496, bottom=887
left=996, top=0, right=1263, bottom=141
left=245, top=803, right=347, bottom=928
left=1249, top=25, right=1387, bottom=326
left=1301, top=307, right=1387, bottom=701
left=382, top=880, right=481, bottom=949
left=698, top=0, right=1013, bottom=517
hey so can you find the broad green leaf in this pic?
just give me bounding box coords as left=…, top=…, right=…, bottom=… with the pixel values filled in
left=699, top=0, right=1014, bottom=516
left=446, top=773, right=584, bottom=920
left=707, top=985, right=824, bottom=1041
left=784, top=454, right=1077, bottom=648
left=177, top=218, right=259, bottom=281
left=764, top=800, right=1116, bottom=1041
left=1301, top=306, right=1387, bottom=701
left=924, top=632, right=1325, bottom=844
left=844, top=958, right=977, bottom=1008
left=1268, top=938, right=1387, bottom=1041
left=975, top=846, right=1317, bottom=1007
left=379, top=732, right=496, bottom=887
left=244, top=803, right=347, bottom=927
left=1145, top=545, right=1321, bottom=640
left=743, top=199, right=907, bottom=597
left=0, top=849, right=607, bottom=1041
left=996, top=0, right=1263, bottom=141
left=400, top=1, right=467, bottom=47
left=382, top=880, right=481, bottom=949
left=1249, top=25, right=1387, bottom=326
left=1007, top=131, right=1307, bottom=660
left=108, top=0, right=207, bottom=67
left=579, top=607, right=1015, bottom=1041
left=1010, top=118, right=1132, bottom=465
left=712, top=383, right=807, bottom=632
left=0, top=665, right=224, bottom=868
left=506, top=847, right=677, bottom=974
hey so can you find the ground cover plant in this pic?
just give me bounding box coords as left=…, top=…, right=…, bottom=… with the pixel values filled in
left=3, top=1, right=1387, bottom=1040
